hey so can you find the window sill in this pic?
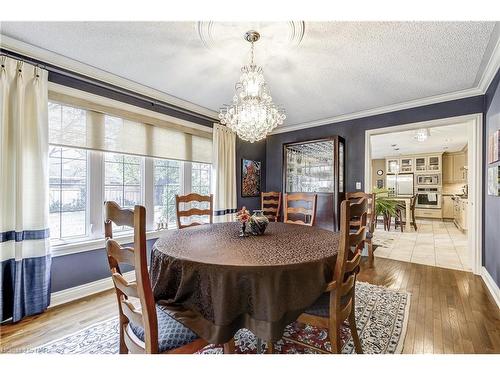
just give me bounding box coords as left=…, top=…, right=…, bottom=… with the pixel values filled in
left=50, top=228, right=172, bottom=257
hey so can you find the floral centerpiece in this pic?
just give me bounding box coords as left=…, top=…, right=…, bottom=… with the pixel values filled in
left=236, top=206, right=251, bottom=237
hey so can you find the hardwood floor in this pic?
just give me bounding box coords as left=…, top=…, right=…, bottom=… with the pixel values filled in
left=1, top=257, right=499, bottom=354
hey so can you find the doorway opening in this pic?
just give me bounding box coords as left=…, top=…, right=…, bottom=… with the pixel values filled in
left=364, top=114, right=482, bottom=274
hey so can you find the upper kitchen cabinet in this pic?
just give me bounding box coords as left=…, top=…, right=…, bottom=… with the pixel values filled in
left=415, top=156, right=426, bottom=172
left=443, top=149, right=467, bottom=184
left=414, top=154, right=441, bottom=173
left=428, top=155, right=441, bottom=171
left=400, top=157, right=413, bottom=173
left=386, top=158, right=400, bottom=174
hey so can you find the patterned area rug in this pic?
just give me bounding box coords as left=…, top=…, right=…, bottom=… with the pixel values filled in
left=31, top=282, right=410, bottom=354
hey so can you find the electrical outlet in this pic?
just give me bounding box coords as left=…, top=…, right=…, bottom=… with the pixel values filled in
left=356, top=182, right=362, bottom=190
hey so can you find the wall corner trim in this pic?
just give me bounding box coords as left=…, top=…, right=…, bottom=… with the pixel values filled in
left=481, top=266, right=500, bottom=309
left=49, top=271, right=135, bottom=308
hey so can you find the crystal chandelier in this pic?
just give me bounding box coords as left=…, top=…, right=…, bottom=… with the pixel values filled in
left=414, top=128, right=430, bottom=142
left=219, top=30, right=286, bottom=143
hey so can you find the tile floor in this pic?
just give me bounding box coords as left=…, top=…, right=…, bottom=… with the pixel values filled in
left=372, top=219, right=470, bottom=271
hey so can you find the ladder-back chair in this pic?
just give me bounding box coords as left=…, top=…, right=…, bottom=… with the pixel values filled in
left=104, top=201, right=207, bottom=354
left=283, top=193, right=318, bottom=226
left=291, top=197, right=368, bottom=353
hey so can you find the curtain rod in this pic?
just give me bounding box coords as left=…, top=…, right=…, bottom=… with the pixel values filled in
left=0, top=49, right=217, bottom=124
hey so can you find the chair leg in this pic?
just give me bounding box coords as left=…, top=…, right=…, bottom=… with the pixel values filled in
left=223, top=338, right=235, bottom=354
left=329, top=319, right=343, bottom=354
left=266, top=342, right=274, bottom=354
left=348, top=308, right=363, bottom=354
left=367, top=240, right=374, bottom=260
left=119, top=323, right=128, bottom=354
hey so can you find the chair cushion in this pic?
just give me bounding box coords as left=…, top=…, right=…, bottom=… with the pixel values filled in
left=129, top=304, right=199, bottom=352
left=304, top=292, right=352, bottom=318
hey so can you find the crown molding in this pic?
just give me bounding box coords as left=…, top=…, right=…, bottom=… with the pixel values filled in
left=273, top=29, right=500, bottom=135
left=2, top=30, right=499, bottom=137
left=478, top=26, right=500, bottom=93
left=0, top=34, right=219, bottom=120
left=271, top=87, right=483, bottom=134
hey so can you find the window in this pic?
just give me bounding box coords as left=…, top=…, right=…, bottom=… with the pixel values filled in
left=49, top=146, right=88, bottom=240
left=104, top=153, right=143, bottom=208
left=191, top=162, right=211, bottom=196
left=47, top=101, right=213, bottom=250
left=153, top=159, right=181, bottom=227
left=104, top=152, right=143, bottom=232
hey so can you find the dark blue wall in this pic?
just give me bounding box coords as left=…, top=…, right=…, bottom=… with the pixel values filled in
left=236, top=138, right=267, bottom=212
left=51, top=239, right=156, bottom=293
left=484, top=68, right=500, bottom=287
left=266, top=96, right=484, bottom=193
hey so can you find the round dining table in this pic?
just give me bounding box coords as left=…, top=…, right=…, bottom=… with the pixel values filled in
left=149, top=221, right=340, bottom=345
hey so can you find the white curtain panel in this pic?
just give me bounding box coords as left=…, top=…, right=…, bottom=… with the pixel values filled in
left=0, top=56, right=51, bottom=322
left=212, top=124, right=237, bottom=222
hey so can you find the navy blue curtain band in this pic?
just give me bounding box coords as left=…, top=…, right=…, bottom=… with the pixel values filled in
left=0, top=229, right=50, bottom=243
left=214, top=208, right=237, bottom=216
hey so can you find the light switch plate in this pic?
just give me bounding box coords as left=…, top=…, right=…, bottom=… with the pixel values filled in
left=356, top=182, right=362, bottom=190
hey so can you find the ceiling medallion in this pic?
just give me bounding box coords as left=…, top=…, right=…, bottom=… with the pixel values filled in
left=218, top=30, right=286, bottom=143
left=197, top=21, right=305, bottom=51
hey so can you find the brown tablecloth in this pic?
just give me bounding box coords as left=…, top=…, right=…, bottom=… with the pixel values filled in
left=150, top=222, right=339, bottom=344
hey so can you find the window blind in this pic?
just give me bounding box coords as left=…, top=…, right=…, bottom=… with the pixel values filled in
left=48, top=101, right=213, bottom=164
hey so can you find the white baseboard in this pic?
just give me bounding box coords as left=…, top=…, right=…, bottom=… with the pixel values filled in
left=481, top=266, right=500, bottom=309
left=49, top=270, right=135, bottom=308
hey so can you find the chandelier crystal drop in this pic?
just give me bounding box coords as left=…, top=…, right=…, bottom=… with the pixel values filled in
left=219, top=30, right=286, bottom=143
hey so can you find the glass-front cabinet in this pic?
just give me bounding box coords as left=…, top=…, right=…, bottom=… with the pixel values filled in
left=428, top=156, right=440, bottom=171
left=284, top=136, right=345, bottom=231
left=400, top=158, right=413, bottom=172
left=386, top=159, right=400, bottom=174
left=415, top=157, right=426, bottom=171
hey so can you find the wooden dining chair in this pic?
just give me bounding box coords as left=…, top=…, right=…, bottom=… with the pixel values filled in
left=289, top=197, right=368, bottom=354
left=346, top=192, right=376, bottom=260
left=261, top=191, right=282, bottom=222
left=104, top=201, right=207, bottom=354
left=175, top=193, right=213, bottom=229
left=283, top=193, right=318, bottom=226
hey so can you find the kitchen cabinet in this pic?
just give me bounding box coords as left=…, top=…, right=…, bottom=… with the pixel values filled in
left=386, top=159, right=400, bottom=174
left=428, top=155, right=441, bottom=171
left=442, top=195, right=454, bottom=219
left=442, top=151, right=467, bottom=183
left=400, top=158, right=413, bottom=172
left=453, top=153, right=467, bottom=183
left=415, top=208, right=442, bottom=219
left=413, top=155, right=441, bottom=172
left=453, top=197, right=467, bottom=232
left=415, top=157, right=426, bottom=172
left=443, top=154, right=453, bottom=183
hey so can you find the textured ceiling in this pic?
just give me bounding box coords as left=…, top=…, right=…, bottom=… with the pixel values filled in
left=370, top=123, right=469, bottom=159
left=1, top=22, right=497, bottom=127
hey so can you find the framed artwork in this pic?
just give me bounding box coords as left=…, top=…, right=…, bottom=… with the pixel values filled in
left=487, top=165, right=500, bottom=196
left=488, top=129, right=500, bottom=164
left=376, top=179, right=384, bottom=189
left=241, top=159, right=261, bottom=197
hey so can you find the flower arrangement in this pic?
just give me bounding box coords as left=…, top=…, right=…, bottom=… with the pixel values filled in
left=236, top=206, right=251, bottom=223
left=236, top=206, right=251, bottom=237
